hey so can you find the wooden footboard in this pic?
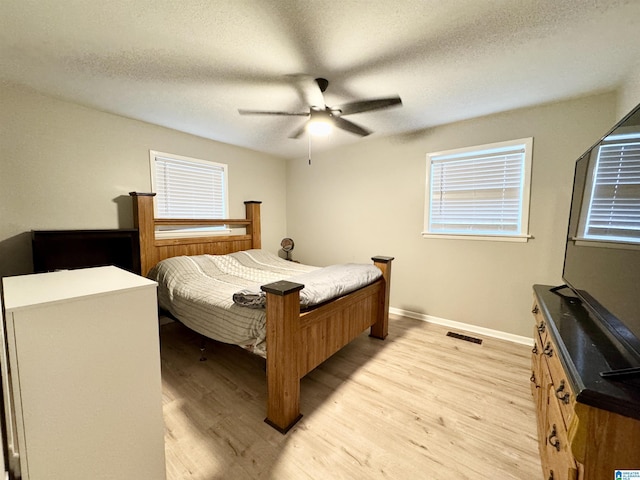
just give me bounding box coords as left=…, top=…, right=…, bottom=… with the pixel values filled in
left=261, top=256, right=393, bottom=433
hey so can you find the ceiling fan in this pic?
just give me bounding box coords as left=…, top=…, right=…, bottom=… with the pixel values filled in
left=238, top=77, right=402, bottom=138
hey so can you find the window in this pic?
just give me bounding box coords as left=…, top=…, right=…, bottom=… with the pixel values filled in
left=579, top=134, right=640, bottom=244
left=149, top=151, right=229, bottom=236
left=423, top=138, right=533, bottom=241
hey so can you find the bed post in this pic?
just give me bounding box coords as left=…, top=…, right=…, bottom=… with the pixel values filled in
left=245, top=201, right=262, bottom=249
left=129, top=192, right=157, bottom=277
left=370, top=256, right=394, bottom=340
left=261, top=280, right=304, bottom=434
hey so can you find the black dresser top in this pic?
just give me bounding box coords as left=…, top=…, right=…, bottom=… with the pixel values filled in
left=534, top=284, right=640, bottom=420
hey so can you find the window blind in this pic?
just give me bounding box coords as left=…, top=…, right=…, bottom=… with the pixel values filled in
left=428, top=146, right=526, bottom=235
left=584, top=141, right=640, bottom=242
left=153, top=154, right=227, bottom=219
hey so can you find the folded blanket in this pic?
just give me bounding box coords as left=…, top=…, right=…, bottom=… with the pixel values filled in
left=233, top=263, right=382, bottom=309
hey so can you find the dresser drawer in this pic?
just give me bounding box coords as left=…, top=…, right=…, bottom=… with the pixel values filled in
left=543, top=386, right=578, bottom=480
left=531, top=325, right=544, bottom=398
left=546, top=348, right=575, bottom=429
left=532, top=300, right=548, bottom=345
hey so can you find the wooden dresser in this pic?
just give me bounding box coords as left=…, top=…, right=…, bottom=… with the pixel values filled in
left=531, top=285, right=640, bottom=480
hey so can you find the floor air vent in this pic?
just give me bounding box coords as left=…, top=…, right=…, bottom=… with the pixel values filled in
left=446, top=331, right=483, bottom=345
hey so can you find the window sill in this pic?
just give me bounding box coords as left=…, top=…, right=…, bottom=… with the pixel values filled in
left=421, top=232, right=532, bottom=243
left=573, top=237, right=640, bottom=250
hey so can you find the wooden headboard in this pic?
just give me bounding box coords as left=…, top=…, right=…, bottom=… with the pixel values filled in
left=129, top=192, right=262, bottom=276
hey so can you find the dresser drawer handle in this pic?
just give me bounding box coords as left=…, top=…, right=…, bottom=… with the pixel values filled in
left=530, top=371, right=539, bottom=387
left=543, top=342, right=554, bottom=357
left=532, top=305, right=540, bottom=314
left=532, top=344, right=538, bottom=355
left=555, top=380, right=570, bottom=404
left=548, top=424, right=561, bottom=451
left=548, top=471, right=555, bottom=480
left=537, top=321, right=546, bottom=333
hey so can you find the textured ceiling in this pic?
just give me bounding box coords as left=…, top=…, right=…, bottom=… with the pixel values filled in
left=2, top=0, right=640, bottom=159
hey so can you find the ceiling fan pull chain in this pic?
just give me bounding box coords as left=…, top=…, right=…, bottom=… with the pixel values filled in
left=308, top=134, right=312, bottom=165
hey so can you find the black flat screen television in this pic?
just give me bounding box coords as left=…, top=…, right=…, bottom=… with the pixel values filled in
left=562, top=102, right=640, bottom=375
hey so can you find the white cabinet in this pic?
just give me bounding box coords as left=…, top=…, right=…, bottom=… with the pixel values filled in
left=1, top=266, right=166, bottom=480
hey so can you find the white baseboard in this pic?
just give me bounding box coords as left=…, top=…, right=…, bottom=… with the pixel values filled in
left=389, top=307, right=534, bottom=346
left=159, top=307, right=532, bottom=345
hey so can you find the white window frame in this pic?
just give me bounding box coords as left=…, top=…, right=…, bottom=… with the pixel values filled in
left=149, top=150, right=230, bottom=238
left=576, top=133, right=640, bottom=246
left=423, top=138, right=533, bottom=242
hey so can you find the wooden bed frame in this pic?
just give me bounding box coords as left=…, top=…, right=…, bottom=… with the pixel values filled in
left=130, top=192, right=393, bottom=433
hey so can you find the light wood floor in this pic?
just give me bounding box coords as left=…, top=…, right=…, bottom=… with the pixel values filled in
left=160, top=314, right=542, bottom=480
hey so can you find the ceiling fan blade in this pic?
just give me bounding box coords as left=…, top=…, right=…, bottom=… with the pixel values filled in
left=333, top=117, right=371, bottom=137
left=333, top=96, right=402, bottom=116
left=289, top=122, right=309, bottom=139
left=238, top=109, right=308, bottom=116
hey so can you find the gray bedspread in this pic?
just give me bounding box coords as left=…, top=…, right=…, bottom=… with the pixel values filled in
left=233, top=263, right=382, bottom=308
left=148, top=249, right=381, bottom=357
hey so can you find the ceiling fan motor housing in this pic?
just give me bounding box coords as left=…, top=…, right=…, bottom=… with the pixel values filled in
left=315, top=77, right=329, bottom=92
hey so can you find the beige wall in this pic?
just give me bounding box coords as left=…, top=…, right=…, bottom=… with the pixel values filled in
left=0, top=82, right=287, bottom=277
left=617, top=66, right=640, bottom=120
left=0, top=83, right=625, bottom=339
left=285, top=93, right=617, bottom=338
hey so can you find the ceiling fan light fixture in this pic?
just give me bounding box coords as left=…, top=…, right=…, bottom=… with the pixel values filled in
left=307, top=109, right=333, bottom=136
left=307, top=119, right=332, bottom=136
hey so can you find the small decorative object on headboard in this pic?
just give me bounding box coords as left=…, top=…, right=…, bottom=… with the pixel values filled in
left=280, top=237, right=294, bottom=260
